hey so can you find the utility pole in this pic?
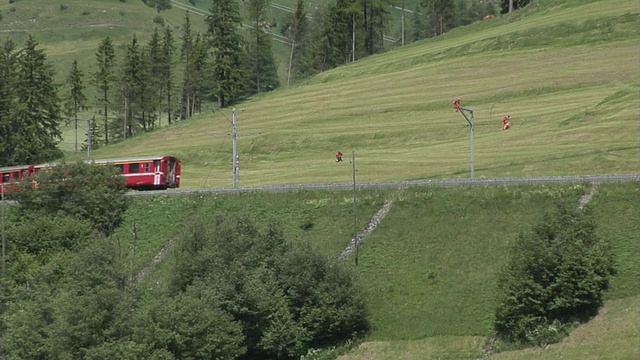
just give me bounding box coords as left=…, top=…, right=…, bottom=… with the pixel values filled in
left=453, top=98, right=475, bottom=178
left=352, top=151, right=358, bottom=265
left=87, top=117, right=93, bottom=161
left=232, top=108, right=238, bottom=188
left=74, top=115, right=78, bottom=153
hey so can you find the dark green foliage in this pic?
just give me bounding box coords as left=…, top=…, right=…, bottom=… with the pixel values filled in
left=7, top=216, right=93, bottom=256
left=179, top=13, right=208, bottom=119
left=500, top=0, right=530, bottom=14
left=420, top=0, right=457, bottom=36
left=142, top=0, right=172, bottom=12
left=0, top=39, right=18, bottom=167
left=3, top=238, right=126, bottom=359
left=118, top=34, right=145, bottom=139
left=494, top=203, right=616, bottom=346
left=10, top=161, right=128, bottom=235
left=170, top=215, right=368, bottom=359
left=245, top=0, right=280, bottom=94
left=205, top=0, right=248, bottom=108
left=12, top=35, right=63, bottom=165
left=281, top=0, right=309, bottom=84
left=93, top=37, right=117, bottom=146
left=161, top=26, right=176, bottom=125
left=63, top=59, right=93, bottom=152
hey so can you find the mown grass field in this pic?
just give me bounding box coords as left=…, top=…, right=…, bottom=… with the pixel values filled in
left=51, top=0, right=638, bottom=189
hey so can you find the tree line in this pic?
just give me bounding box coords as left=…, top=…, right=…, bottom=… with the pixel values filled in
left=0, top=0, right=524, bottom=168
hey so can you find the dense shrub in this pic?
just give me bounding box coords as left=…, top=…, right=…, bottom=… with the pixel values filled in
left=494, top=202, right=615, bottom=346
left=170, top=215, right=369, bottom=359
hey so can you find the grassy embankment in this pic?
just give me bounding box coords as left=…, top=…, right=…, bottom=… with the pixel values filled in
left=115, top=181, right=638, bottom=359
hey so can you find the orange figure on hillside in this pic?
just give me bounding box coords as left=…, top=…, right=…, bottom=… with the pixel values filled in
left=453, top=97, right=461, bottom=112
left=335, top=151, right=343, bottom=162
left=502, top=115, right=511, bottom=130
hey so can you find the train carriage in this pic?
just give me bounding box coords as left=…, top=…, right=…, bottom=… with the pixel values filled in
left=0, top=164, right=36, bottom=193
left=91, top=155, right=181, bottom=190
left=0, top=155, right=181, bottom=194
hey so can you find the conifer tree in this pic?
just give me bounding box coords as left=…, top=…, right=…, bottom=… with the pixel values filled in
left=283, top=0, right=309, bottom=84
left=120, top=34, right=144, bottom=139
left=180, top=11, right=197, bottom=119
left=205, top=0, right=247, bottom=108
left=63, top=60, right=91, bottom=152
left=93, top=37, right=117, bottom=145
left=161, top=26, right=176, bottom=125
left=421, top=0, right=456, bottom=36
left=13, top=35, right=63, bottom=164
left=0, top=39, right=18, bottom=166
left=246, top=0, right=279, bottom=94
left=146, top=28, right=164, bottom=129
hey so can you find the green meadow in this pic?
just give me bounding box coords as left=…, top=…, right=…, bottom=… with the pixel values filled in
left=1, top=0, right=638, bottom=358
left=116, top=182, right=639, bottom=359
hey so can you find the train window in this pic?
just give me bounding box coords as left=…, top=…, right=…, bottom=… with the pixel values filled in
left=154, top=160, right=160, bottom=172
left=1, top=173, right=9, bottom=182
left=144, top=163, right=151, bottom=172
left=115, top=164, right=124, bottom=173
left=128, top=163, right=140, bottom=173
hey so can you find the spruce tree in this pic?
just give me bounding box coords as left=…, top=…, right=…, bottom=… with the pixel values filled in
left=146, top=28, right=164, bottom=129
left=120, top=34, right=144, bottom=139
left=93, top=37, right=117, bottom=146
left=14, top=35, right=63, bottom=164
left=0, top=39, right=18, bottom=166
left=246, top=0, right=279, bottom=94
left=283, top=0, right=309, bottom=84
left=63, top=60, right=91, bottom=152
left=205, top=0, right=247, bottom=108
left=180, top=11, right=197, bottom=119
left=161, top=26, right=176, bottom=125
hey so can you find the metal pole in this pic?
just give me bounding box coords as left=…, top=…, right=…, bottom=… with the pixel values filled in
left=352, top=151, right=358, bottom=265
left=87, top=117, right=93, bottom=161
left=75, top=116, right=78, bottom=153
left=469, top=107, right=474, bottom=179
left=2, top=183, right=6, bottom=276
left=232, top=108, right=238, bottom=188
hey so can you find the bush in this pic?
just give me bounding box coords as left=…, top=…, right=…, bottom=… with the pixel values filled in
left=170, top=215, right=368, bottom=358
left=494, top=202, right=615, bottom=346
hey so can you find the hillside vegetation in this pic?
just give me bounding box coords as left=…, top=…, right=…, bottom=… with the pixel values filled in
left=48, top=0, right=638, bottom=189
left=114, top=181, right=639, bottom=359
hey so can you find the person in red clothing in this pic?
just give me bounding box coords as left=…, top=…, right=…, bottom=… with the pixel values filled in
left=502, top=115, right=511, bottom=130
left=335, top=151, right=343, bottom=162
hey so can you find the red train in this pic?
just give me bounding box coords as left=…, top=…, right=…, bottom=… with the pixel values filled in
left=0, top=155, right=181, bottom=194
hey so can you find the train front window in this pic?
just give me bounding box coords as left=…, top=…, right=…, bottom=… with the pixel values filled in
left=154, top=160, right=160, bottom=172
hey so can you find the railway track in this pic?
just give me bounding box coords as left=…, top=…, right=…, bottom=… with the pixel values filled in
left=128, top=173, right=638, bottom=197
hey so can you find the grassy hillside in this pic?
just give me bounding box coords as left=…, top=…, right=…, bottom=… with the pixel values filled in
left=55, top=0, right=637, bottom=188
left=115, top=181, right=639, bottom=359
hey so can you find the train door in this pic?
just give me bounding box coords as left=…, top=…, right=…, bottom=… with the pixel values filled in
left=166, top=158, right=177, bottom=188
left=154, top=160, right=161, bottom=186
